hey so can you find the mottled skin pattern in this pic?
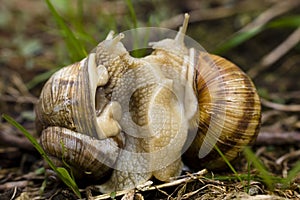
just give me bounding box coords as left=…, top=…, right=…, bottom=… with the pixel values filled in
left=36, top=14, right=261, bottom=193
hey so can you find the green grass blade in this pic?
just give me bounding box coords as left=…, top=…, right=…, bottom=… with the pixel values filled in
left=26, top=67, right=58, bottom=90
left=284, top=161, right=300, bottom=186
left=57, top=167, right=78, bottom=189
left=76, top=0, right=84, bottom=30
left=207, top=173, right=255, bottom=181
left=125, top=0, right=138, bottom=28
left=268, top=15, right=300, bottom=29
left=246, top=159, right=251, bottom=193
left=44, top=0, right=87, bottom=61
left=243, top=146, right=274, bottom=190
left=214, top=145, right=243, bottom=182
left=2, top=114, right=81, bottom=198
left=60, top=139, right=76, bottom=180
left=213, top=26, right=264, bottom=54
left=213, top=15, right=300, bottom=54
left=73, top=0, right=97, bottom=45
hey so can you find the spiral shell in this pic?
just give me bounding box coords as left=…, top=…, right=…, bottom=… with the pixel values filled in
left=35, top=13, right=261, bottom=193
left=35, top=33, right=131, bottom=182
left=182, top=53, right=261, bottom=170
left=35, top=33, right=130, bottom=140
left=40, top=126, right=119, bottom=180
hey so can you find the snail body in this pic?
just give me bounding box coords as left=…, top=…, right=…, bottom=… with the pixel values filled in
left=35, top=14, right=261, bottom=193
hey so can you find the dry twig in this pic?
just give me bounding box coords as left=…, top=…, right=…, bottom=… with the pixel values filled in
left=255, top=131, right=300, bottom=145
left=276, top=150, right=300, bottom=165
left=0, top=180, right=29, bottom=190
left=261, top=98, right=300, bottom=112
left=260, top=27, right=300, bottom=68
left=160, top=0, right=271, bottom=29
left=240, top=0, right=300, bottom=32
left=245, top=0, right=300, bottom=78
left=0, top=124, right=35, bottom=151
left=93, top=169, right=208, bottom=200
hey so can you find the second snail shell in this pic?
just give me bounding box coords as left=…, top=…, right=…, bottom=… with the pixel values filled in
left=35, top=14, right=261, bottom=193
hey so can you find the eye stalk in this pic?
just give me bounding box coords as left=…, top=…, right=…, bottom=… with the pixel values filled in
left=36, top=13, right=261, bottom=194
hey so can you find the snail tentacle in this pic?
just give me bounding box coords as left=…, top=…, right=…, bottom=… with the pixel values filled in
left=36, top=13, right=261, bottom=193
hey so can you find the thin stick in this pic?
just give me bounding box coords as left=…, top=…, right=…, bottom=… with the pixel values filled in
left=261, top=98, right=300, bottom=112
left=0, top=180, right=29, bottom=190
left=0, top=126, right=35, bottom=151
left=160, top=0, right=271, bottom=29
left=276, top=150, right=300, bottom=165
left=243, top=0, right=300, bottom=77
left=93, top=169, right=208, bottom=200
left=260, top=27, right=300, bottom=68
left=241, top=0, right=300, bottom=32
left=255, top=131, right=300, bottom=145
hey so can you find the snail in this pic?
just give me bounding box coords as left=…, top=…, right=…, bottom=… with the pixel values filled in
left=35, top=14, right=261, bottom=193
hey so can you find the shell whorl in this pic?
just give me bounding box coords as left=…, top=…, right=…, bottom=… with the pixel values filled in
left=35, top=34, right=130, bottom=140
left=183, top=53, right=261, bottom=170
left=35, top=13, right=261, bottom=193
left=40, top=126, right=119, bottom=180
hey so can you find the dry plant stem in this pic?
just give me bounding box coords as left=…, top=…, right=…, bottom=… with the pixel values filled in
left=10, top=73, right=31, bottom=96
left=160, top=0, right=300, bottom=80
left=93, top=169, right=208, bottom=200
left=120, top=190, right=135, bottom=200
left=0, top=95, right=37, bottom=104
left=241, top=0, right=300, bottom=32
left=0, top=72, right=37, bottom=104
left=181, top=187, right=202, bottom=199
left=246, top=0, right=300, bottom=78
left=282, top=161, right=288, bottom=179
left=160, top=0, right=271, bottom=28
left=255, top=146, right=266, bottom=157
left=260, top=27, right=300, bottom=68
left=276, top=150, right=300, bottom=165
left=85, top=186, right=93, bottom=200
left=0, top=128, right=35, bottom=151
left=255, top=131, right=300, bottom=145
left=0, top=180, right=29, bottom=190
left=10, top=187, right=18, bottom=200
left=261, top=110, right=282, bottom=124
left=261, top=98, right=300, bottom=112
left=268, top=90, right=300, bottom=101
left=180, top=183, right=225, bottom=199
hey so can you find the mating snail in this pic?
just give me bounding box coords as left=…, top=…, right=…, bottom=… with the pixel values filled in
left=35, top=14, right=261, bottom=193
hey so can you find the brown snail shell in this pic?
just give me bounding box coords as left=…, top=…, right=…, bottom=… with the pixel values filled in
left=182, top=53, right=261, bottom=170
left=35, top=33, right=129, bottom=140
left=35, top=33, right=131, bottom=182
left=40, top=126, right=120, bottom=180
left=35, top=13, right=261, bottom=193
